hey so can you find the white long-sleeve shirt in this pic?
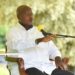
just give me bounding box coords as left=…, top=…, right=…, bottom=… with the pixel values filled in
left=6, top=23, right=61, bottom=75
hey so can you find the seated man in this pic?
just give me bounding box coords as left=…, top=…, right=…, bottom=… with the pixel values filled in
left=6, top=5, right=73, bottom=75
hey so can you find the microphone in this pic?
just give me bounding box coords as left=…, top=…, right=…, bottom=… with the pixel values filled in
left=36, top=25, right=53, bottom=36
left=37, top=25, right=49, bottom=36
left=40, top=29, right=52, bottom=36
left=37, top=25, right=75, bottom=38
left=41, top=29, right=75, bottom=38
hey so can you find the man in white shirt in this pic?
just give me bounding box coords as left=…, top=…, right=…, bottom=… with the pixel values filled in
left=6, top=5, right=70, bottom=75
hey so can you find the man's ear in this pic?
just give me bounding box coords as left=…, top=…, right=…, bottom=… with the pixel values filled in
left=17, top=13, right=23, bottom=22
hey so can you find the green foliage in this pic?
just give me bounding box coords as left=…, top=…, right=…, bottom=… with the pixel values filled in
left=0, top=0, right=75, bottom=65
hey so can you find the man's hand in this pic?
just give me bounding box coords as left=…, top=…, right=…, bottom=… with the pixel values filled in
left=55, top=56, right=65, bottom=70
left=35, top=34, right=56, bottom=44
left=17, top=58, right=24, bottom=69
left=17, top=58, right=28, bottom=75
left=42, top=35, right=55, bottom=42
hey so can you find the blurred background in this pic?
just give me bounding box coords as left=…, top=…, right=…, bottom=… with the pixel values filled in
left=0, top=0, right=75, bottom=74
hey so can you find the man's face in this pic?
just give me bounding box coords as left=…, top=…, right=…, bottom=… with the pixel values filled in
left=21, top=9, right=33, bottom=26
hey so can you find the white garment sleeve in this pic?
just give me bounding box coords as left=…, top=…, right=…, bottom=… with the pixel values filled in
left=6, top=28, right=27, bottom=53
left=48, top=41, right=61, bottom=60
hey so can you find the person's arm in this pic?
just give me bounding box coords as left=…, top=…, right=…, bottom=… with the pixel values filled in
left=17, top=58, right=27, bottom=75
left=6, top=28, right=28, bottom=75
left=48, top=41, right=65, bottom=70
left=6, top=57, right=27, bottom=75
left=6, top=28, right=27, bottom=53
left=35, top=35, right=55, bottom=44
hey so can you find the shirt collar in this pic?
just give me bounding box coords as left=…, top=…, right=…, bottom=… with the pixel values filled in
left=17, top=23, right=34, bottom=32
left=17, top=23, right=26, bottom=30
left=19, top=22, right=33, bottom=31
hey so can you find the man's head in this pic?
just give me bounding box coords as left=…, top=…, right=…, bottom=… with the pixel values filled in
left=17, top=5, right=33, bottom=26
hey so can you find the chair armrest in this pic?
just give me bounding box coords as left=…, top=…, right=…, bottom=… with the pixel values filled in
left=5, top=56, right=18, bottom=62
left=6, top=57, right=27, bottom=75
